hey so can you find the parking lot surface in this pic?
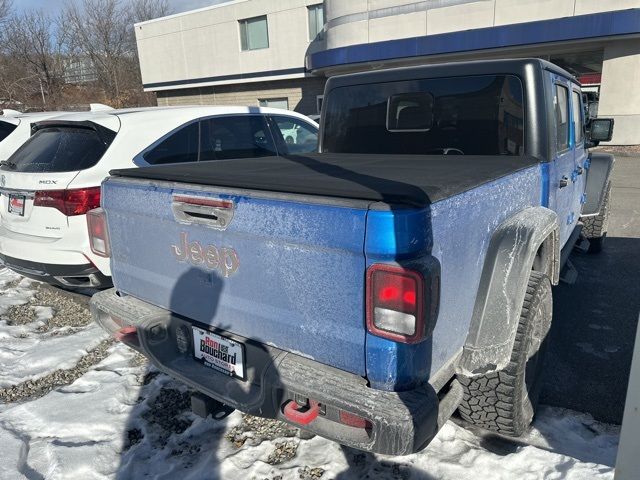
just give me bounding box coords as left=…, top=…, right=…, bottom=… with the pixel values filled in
left=542, top=155, right=640, bottom=423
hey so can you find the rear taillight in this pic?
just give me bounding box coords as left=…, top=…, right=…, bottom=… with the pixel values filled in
left=34, top=186, right=101, bottom=216
left=87, top=207, right=110, bottom=258
left=366, top=264, right=425, bottom=343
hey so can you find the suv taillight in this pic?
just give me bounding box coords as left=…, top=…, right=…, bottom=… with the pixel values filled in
left=366, top=264, right=425, bottom=344
left=87, top=208, right=110, bottom=258
left=34, top=187, right=101, bottom=216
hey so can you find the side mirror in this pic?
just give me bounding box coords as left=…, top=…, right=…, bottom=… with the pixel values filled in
left=588, top=118, right=614, bottom=147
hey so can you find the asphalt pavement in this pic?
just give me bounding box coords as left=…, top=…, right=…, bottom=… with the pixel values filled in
left=541, top=155, right=640, bottom=424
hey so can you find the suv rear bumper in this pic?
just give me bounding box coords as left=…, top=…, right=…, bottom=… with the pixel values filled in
left=0, top=253, right=112, bottom=289
left=91, top=288, right=461, bottom=455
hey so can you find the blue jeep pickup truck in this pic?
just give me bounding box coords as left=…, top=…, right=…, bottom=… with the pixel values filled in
left=89, top=59, right=615, bottom=455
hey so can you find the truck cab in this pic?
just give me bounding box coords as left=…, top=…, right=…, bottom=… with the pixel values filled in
left=89, top=59, right=614, bottom=455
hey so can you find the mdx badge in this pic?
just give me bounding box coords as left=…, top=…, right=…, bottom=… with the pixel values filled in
left=171, top=232, right=239, bottom=277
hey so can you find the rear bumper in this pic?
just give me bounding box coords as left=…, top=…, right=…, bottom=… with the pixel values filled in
left=0, top=218, right=111, bottom=277
left=90, top=288, right=457, bottom=455
left=0, top=253, right=112, bottom=289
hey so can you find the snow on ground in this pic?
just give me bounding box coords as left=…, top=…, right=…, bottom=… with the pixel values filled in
left=0, top=268, right=108, bottom=388
left=0, top=269, right=621, bottom=479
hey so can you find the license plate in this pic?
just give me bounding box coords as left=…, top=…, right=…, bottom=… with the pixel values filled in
left=192, top=327, right=245, bottom=379
left=8, top=194, right=25, bottom=216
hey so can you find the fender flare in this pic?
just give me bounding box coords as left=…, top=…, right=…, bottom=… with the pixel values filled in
left=457, top=207, right=559, bottom=377
left=582, top=153, right=615, bottom=217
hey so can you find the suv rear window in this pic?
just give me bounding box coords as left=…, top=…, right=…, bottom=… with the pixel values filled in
left=323, top=74, right=524, bottom=156
left=0, top=121, right=17, bottom=143
left=2, top=126, right=114, bottom=173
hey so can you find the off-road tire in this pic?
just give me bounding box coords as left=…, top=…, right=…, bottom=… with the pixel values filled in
left=457, top=271, right=552, bottom=437
left=582, top=182, right=611, bottom=254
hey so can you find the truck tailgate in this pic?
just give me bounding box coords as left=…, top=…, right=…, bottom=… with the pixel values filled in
left=102, top=177, right=369, bottom=375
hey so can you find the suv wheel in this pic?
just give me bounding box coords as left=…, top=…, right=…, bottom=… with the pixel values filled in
left=457, top=271, right=552, bottom=436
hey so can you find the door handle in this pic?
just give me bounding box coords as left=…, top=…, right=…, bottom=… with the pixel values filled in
left=559, top=176, right=569, bottom=188
left=576, top=166, right=584, bottom=175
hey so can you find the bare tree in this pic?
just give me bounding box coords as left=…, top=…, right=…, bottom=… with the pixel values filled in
left=0, top=0, right=170, bottom=110
left=0, top=0, right=12, bottom=23
left=62, top=0, right=131, bottom=102
left=132, top=0, right=171, bottom=22
left=3, top=10, right=64, bottom=107
left=61, top=0, right=171, bottom=106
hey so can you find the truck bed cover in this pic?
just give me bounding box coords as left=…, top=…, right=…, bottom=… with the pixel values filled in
left=110, top=153, right=538, bottom=207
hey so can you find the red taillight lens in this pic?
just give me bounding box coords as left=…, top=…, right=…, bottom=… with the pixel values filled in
left=87, top=207, right=110, bottom=258
left=366, top=264, right=425, bottom=343
left=34, top=187, right=101, bottom=216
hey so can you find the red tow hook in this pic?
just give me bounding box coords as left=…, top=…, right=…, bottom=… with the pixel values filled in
left=283, top=399, right=320, bottom=425
left=114, top=326, right=138, bottom=342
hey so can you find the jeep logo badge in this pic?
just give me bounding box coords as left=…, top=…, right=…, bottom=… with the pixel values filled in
left=171, top=232, right=239, bottom=277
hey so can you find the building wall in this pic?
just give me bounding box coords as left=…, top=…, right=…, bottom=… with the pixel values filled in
left=156, top=77, right=326, bottom=115
left=318, top=1, right=640, bottom=144
left=324, top=0, right=640, bottom=49
left=599, top=39, right=640, bottom=145
left=135, top=0, right=325, bottom=90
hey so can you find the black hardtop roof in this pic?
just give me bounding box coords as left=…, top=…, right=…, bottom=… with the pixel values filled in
left=326, top=58, right=578, bottom=89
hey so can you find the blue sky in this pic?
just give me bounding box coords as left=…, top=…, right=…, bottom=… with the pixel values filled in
left=15, top=0, right=230, bottom=16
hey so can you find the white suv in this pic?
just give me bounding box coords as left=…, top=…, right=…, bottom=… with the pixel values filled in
left=0, top=110, right=70, bottom=162
left=0, top=106, right=318, bottom=288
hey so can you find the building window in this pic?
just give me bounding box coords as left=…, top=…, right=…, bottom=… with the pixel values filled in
left=316, top=95, right=324, bottom=114
left=239, top=16, right=269, bottom=51
left=308, top=4, right=325, bottom=41
left=259, top=98, right=289, bottom=110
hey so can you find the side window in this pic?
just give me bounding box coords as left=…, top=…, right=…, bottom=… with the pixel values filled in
left=199, top=115, right=276, bottom=161
left=0, top=121, right=17, bottom=142
left=555, top=84, right=570, bottom=152
left=572, top=90, right=584, bottom=145
left=144, top=122, right=199, bottom=165
left=271, top=116, right=318, bottom=154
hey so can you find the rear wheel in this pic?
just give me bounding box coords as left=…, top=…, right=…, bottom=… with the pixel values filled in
left=457, top=271, right=552, bottom=436
left=582, top=183, right=611, bottom=254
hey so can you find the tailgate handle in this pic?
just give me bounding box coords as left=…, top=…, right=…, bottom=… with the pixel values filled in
left=172, top=195, right=234, bottom=230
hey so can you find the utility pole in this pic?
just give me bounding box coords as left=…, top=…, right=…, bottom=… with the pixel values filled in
left=38, top=77, right=46, bottom=107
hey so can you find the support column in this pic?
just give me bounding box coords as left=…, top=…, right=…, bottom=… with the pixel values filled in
left=599, top=39, right=640, bottom=145
left=614, top=315, right=640, bottom=480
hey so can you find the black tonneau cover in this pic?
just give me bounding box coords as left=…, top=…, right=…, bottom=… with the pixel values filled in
left=110, top=153, right=538, bottom=207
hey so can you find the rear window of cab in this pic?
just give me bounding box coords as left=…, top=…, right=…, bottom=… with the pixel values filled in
left=1, top=126, right=115, bottom=173
left=323, top=74, right=524, bottom=156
